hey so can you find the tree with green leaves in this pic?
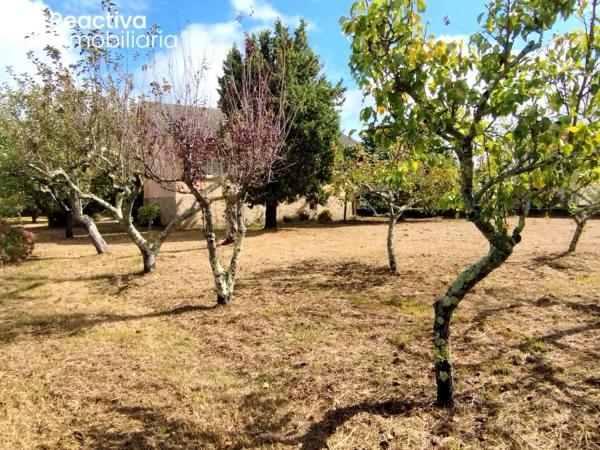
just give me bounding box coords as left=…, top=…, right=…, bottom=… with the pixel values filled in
left=331, top=142, right=361, bottom=222
left=4, top=59, right=111, bottom=254
left=332, top=138, right=459, bottom=272
left=219, top=20, right=343, bottom=229
left=343, top=0, right=596, bottom=407
left=355, top=143, right=458, bottom=272
left=543, top=0, right=600, bottom=253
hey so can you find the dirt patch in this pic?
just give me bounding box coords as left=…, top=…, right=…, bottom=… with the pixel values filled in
left=0, top=217, right=599, bottom=449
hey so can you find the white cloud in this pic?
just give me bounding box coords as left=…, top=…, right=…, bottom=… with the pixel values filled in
left=139, top=0, right=313, bottom=107
left=437, top=34, right=470, bottom=46
left=340, top=88, right=373, bottom=135
left=0, top=0, right=74, bottom=86
left=230, top=0, right=302, bottom=26
left=139, top=20, right=244, bottom=106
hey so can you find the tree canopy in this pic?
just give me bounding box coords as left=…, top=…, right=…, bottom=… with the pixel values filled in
left=342, top=0, right=598, bottom=407
left=219, top=19, right=344, bottom=228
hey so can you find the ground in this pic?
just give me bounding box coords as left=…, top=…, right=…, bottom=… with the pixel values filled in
left=0, top=217, right=599, bottom=450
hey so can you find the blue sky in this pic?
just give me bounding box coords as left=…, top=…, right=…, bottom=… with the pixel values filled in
left=0, top=0, right=584, bottom=133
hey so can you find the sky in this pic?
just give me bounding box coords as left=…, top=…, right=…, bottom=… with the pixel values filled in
left=0, top=0, right=583, bottom=134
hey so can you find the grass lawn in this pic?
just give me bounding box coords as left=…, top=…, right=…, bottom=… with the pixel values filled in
left=0, top=217, right=599, bottom=449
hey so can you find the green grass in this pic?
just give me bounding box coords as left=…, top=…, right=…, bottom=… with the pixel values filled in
left=523, top=336, right=548, bottom=352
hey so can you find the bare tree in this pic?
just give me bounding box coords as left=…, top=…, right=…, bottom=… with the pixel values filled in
left=141, top=37, right=289, bottom=304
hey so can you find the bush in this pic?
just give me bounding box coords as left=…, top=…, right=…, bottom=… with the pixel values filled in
left=0, top=220, right=35, bottom=265
left=317, top=209, right=332, bottom=223
left=298, top=210, right=310, bottom=222
left=138, top=203, right=161, bottom=229
left=282, top=215, right=295, bottom=223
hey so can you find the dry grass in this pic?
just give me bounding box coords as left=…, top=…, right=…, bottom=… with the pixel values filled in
left=0, top=217, right=599, bottom=450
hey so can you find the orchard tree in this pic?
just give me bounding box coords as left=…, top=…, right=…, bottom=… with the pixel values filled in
left=563, top=183, right=600, bottom=252
left=0, top=111, right=40, bottom=220
left=12, top=14, right=204, bottom=273
left=342, top=0, right=596, bottom=407
left=331, top=142, right=361, bottom=222
left=5, top=57, right=111, bottom=254
left=143, top=37, right=289, bottom=305
left=355, top=142, right=458, bottom=272
left=544, top=0, right=600, bottom=252
left=219, top=20, right=343, bottom=229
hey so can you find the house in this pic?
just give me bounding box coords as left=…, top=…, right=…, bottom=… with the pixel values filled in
left=143, top=107, right=357, bottom=229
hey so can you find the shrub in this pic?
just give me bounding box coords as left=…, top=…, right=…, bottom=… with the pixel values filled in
left=282, top=215, right=295, bottom=223
left=317, top=209, right=332, bottom=223
left=138, top=203, right=161, bottom=229
left=0, top=220, right=35, bottom=265
left=298, top=210, right=310, bottom=222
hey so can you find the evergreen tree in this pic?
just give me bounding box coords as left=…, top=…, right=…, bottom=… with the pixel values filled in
left=219, top=20, right=344, bottom=228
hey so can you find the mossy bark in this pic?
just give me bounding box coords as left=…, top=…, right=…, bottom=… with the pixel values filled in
left=567, top=217, right=587, bottom=253
left=222, top=183, right=238, bottom=245
left=68, top=193, right=110, bottom=254
left=142, top=248, right=157, bottom=274
left=433, top=240, right=514, bottom=407
left=387, top=213, right=400, bottom=273
left=202, top=194, right=247, bottom=306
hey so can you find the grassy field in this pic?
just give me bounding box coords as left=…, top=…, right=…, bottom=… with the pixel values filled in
left=0, top=217, right=599, bottom=449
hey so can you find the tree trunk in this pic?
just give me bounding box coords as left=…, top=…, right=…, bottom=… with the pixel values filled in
left=343, top=193, right=348, bottom=223
left=202, top=202, right=232, bottom=304
left=387, top=214, right=399, bottom=272
left=217, top=292, right=231, bottom=306
left=567, top=217, right=587, bottom=253
left=124, top=222, right=157, bottom=274
left=68, top=194, right=110, bottom=254
left=31, top=210, right=39, bottom=224
left=142, top=248, right=157, bottom=274
left=82, top=219, right=110, bottom=255
left=222, top=185, right=238, bottom=245
left=433, top=244, right=512, bottom=408
left=65, top=214, right=74, bottom=239
left=264, top=201, right=278, bottom=229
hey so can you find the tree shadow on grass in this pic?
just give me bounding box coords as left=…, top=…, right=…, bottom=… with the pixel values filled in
left=84, top=405, right=222, bottom=449
left=82, top=395, right=426, bottom=450
left=239, top=259, right=395, bottom=295
left=0, top=271, right=146, bottom=299
left=286, top=399, right=426, bottom=450
left=0, top=304, right=217, bottom=345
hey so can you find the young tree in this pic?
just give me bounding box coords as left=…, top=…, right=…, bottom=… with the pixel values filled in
left=355, top=143, right=458, bottom=272
left=4, top=59, right=111, bottom=254
left=342, top=0, right=594, bottom=407
left=219, top=21, right=343, bottom=229
left=331, top=142, right=361, bottom=223
left=543, top=0, right=600, bottom=252
left=144, top=38, right=289, bottom=304
left=563, top=184, right=600, bottom=252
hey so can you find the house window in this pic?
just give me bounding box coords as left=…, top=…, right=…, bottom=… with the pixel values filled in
left=205, top=158, right=219, bottom=178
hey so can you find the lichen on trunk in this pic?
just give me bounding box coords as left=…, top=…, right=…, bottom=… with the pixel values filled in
left=201, top=191, right=247, bottom=306
left=387, top=210, right=403, bottom=273
left=567, top=216, right=587, bottom=253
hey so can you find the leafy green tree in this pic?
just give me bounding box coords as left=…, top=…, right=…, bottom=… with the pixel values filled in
left=219, top=20, right=343, bottom=229
left=4, top=53, right=111, bottom=254
left=331, top=143, right=361, bottom=222
left=342, top=0, right=594, bottom=407
left=338, top=139, right=458, bottom=272
left=543, top=0, right=600, bottom=252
